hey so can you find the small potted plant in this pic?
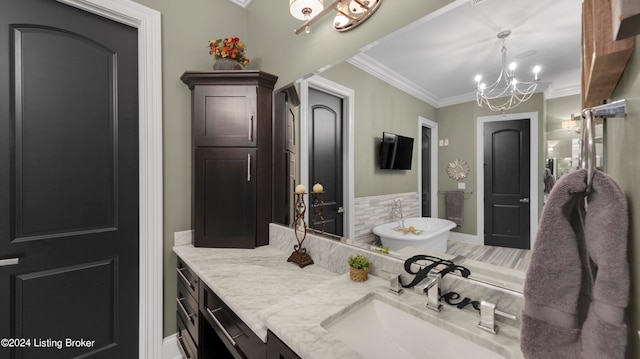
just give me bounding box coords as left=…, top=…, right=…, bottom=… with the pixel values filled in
left=348, top=255, right=370, bottom=282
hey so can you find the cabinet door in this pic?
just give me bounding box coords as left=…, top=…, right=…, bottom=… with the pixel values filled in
left=193, top=85, right=257, bottom=147
left=194, top=148, right=257, bottom=248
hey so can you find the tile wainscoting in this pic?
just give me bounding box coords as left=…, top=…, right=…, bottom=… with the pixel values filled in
left=353, top=192, right=420, bottom=243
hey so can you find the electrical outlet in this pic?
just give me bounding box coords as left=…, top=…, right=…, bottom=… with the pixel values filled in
left=438, top=140, right=444, bottom=146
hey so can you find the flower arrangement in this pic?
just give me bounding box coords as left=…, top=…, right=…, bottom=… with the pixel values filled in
left=208, top=37, right=249, bottom=67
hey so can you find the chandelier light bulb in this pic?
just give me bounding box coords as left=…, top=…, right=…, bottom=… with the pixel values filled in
left=474, top=74, right=482, bottom=83
left=473, top=30, right=540, bottom=112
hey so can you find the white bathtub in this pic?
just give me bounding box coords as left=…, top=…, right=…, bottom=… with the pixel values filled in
left=373, top=217, right=457, bottom=253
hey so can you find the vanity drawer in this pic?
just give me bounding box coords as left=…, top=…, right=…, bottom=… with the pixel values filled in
left=200, top=284, right=266, bottom=359
left=177, top=279, right=199, bottom=344
left=177, top=314, right=199, bottom=359
left=177, top=258, right=199, bottom=299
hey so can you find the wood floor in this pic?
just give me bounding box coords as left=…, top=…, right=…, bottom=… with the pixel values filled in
left=446, top=240, right=531, bottom=272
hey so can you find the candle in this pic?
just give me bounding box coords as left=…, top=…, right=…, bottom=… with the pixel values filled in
left=295, top=184, right=306, bottom=194
left=312, top=183, right=323, bottom=193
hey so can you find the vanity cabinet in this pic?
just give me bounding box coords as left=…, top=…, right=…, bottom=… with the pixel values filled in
left=266, top=330, right=301, bottom=359
left=176, top=258, right=200, bottom=358
left=200, top=283, right=266, bottom=359
left=181, top=71, right=278, bottom=248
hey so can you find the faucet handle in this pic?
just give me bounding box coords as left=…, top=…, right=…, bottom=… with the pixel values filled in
left=478, top=301, right=516, bottom=334
left=381, top=270, right=404, bottom=295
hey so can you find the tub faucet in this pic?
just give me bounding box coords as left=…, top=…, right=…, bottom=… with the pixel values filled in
left=391, top=199, right=404, bottom=228
left=414, top=270, right=442, bottom=312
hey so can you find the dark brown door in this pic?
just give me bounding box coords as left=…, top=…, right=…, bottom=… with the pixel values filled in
left=484, top=119, right=530, bottom=249
left=308, top=88, right=344, bottom=236
left=0, top=0, right=139, bottom=358
left=421, top=126, right=432, bottom=217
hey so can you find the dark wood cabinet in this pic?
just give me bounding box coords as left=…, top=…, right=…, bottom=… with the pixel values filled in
left=200, top=283, right=266, bottom=359
left=267, top=330, right=301, bottom=359
left=182, top=71, right=278, bottom=248
left=176, top=259, right=200, bottom=358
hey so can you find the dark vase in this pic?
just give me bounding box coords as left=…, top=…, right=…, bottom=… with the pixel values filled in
left=213, top=57, right=243, bottom=70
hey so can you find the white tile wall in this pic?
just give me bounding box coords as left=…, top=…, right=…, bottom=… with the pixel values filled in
left=352, top=192, right=420, bottom=244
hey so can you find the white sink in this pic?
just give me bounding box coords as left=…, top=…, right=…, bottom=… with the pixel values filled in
left=321, top=295, right=506, bottom=359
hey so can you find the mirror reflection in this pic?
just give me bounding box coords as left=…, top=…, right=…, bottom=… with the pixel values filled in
left=288, top=0, right=583, bottom=292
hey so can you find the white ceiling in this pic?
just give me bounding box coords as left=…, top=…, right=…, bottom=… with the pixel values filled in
left=347, top=0, right=582, bottom=108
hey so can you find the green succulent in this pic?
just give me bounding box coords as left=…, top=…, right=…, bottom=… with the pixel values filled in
left=348, top=255, right=371, bottom=270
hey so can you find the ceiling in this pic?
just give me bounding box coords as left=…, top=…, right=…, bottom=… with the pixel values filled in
left=347, top=0, right=582, bottom=108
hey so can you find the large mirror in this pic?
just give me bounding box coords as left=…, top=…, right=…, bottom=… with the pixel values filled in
left=289, top=0, right=583, bottom=292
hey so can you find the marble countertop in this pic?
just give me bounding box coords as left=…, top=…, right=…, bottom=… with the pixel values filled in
left=174, top=242, right=523, bottom=358
left=173, top=244, right=338, bottom=342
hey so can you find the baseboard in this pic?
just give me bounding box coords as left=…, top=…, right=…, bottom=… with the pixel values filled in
left=449, top=232, right=481, bottom=245
left=163, top=334, right=181, bottom=359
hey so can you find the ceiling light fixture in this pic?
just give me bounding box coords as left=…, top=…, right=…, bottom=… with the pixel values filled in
left=290, top=0, right=382, bottom=35
left=474, top=30, right=541, bottom=112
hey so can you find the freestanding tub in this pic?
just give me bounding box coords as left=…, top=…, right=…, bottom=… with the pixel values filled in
left=373, top=217, right=457, bottom=253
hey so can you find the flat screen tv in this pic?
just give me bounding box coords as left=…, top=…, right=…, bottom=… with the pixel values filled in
left=379, top=132, right=414, bottom=170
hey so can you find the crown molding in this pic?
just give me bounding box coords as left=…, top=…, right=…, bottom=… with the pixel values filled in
left=545, top=84, right=582, bottom=99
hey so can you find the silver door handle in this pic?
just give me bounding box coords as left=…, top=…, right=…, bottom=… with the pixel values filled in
left=248, top=114, right=254, bottom=142
left=247, top=153, right=252, bottom=182
left=519, top=198, right=530, bottom=203
left=337, top=207, right=345, bottom=213
left=0, top=258, right=19, bottom=267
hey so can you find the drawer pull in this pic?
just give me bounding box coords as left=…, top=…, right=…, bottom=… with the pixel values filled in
left=0, top=257, right=19, bottom=267
left=248, top=114, right=254, bottom=142
left=176, top=298, right=195, bottom=323
left=176, top=268, right=195, bottom=290
left=177, top=333, right=193, bottom=359
left=205, top=307, right=243, bottom=346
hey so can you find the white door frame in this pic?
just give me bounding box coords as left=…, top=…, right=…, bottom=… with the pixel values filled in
left=418, top=116, right=438, bottom=217
left=476, top=112, right=539, bottom=249
left=58, top=1, right=163, bottom=357
left=298, top=75, right=355, bottom=239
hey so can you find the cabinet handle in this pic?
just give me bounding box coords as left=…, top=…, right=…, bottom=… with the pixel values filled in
left=176, top=268, right=195, bottom=291
left=176, top=298, right=194, bottom=323
left=248, top=114, right=254, bottom=142
left=0, top=258, right=19, bottom=267
left=205, top=306, right=242, bottom=346
left=247, top=153, right=252, bottom=182
left=176, top=332, right=193, bottom=359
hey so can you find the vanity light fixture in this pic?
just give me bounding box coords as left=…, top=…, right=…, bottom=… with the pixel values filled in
left=474, top=30, right=540, bottom=112
left=290, top=0, right=382, bottom=35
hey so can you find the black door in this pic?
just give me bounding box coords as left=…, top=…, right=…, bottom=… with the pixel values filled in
left=308, top=88, right=343, bottom=236
left=421, top=126, right=432, bottom=217
left=484, top=120, right=530, bottom=249
left=0, top=0, right=139, bottom=358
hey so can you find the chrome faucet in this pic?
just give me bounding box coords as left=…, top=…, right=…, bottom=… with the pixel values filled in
left=478, top=301, right=517, bottom=334
left=414, top=270, right=442, bottom=312
left=381, top=270, right=404, bottom=295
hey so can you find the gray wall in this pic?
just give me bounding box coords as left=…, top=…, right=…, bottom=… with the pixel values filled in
left=319, top=62, right=437, bottom=198
left=606, top=43, right=640, bottom=359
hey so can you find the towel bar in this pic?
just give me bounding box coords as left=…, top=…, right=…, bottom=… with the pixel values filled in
left=437, top=190, right=473, bottom=198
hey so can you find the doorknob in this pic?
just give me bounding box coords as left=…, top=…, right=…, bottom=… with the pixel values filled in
left=519, top=198, right=530, bottom=203
left=337, top=207, right=345, bottom=213
left=0, top=258, right=20, bottom=267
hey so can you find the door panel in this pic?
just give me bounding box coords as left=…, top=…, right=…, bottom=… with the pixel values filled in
left=0, top=0, right=139, bottom=357
left=308, top=88, right=343, bottom=236
left=484, top=120, right=530, bottom=249
left=421, top=126, right=431, bottom=217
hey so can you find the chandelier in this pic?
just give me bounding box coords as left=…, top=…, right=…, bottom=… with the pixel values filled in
left=289, top=0, right=382, bottom=35
left=474, top=30, right=541, bottom=112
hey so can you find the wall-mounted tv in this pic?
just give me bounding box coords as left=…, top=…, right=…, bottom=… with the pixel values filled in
left=379, top=132, right=414, bottom=170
